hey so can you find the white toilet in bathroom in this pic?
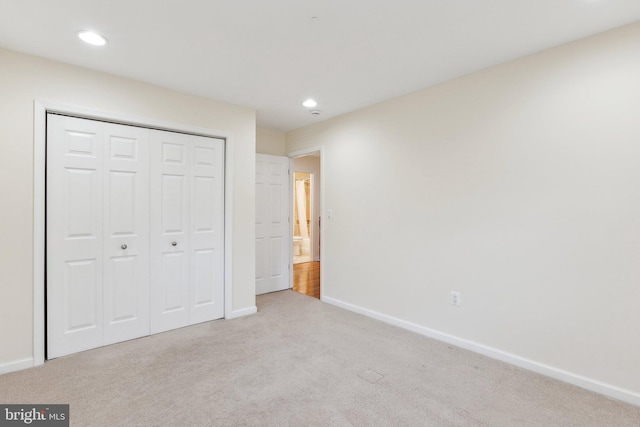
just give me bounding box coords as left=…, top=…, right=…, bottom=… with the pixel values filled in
left=293, top=236, right=302, bottom=256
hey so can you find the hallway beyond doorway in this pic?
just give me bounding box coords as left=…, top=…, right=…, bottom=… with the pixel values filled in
left=292, top=261, right=320, bottom=299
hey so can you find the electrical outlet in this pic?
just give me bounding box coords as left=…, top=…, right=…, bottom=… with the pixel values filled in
left=451, top=291, right=461, bottom=306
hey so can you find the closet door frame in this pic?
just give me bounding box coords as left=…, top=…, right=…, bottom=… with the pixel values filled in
left=33, top=101, right=235, bottom=365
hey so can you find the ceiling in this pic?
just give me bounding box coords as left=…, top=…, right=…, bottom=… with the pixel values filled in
left=1, top=1, right=639, bottom=132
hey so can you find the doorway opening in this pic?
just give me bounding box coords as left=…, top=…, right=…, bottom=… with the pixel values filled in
left=290, top=153, right=321, bottom=299
left=293, top=172, right=313, bottom=264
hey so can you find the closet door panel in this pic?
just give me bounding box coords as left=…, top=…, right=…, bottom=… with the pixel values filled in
left=150, top=131, right=190, bottom=333
left=103, top=124, right=150, bottom=345
left=47, top=115, right=104, bottom=358
left=189, top=136, right=224, bottom=324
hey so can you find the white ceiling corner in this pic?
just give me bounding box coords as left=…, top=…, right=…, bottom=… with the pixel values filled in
left=1, top=0, right=639, bottom=131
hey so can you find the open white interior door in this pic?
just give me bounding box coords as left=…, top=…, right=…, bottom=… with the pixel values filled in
left=255, top=154, right=290, bottom=295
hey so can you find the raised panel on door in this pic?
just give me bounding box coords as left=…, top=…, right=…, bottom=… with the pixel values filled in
left=189, top=136, right=224, bottom=324
left=255, top=154, right=290, bottom=295
left=255, top=163, right=266, bottom=286
left=150, top=131, right=190, bottom=333
left=64, top=259, right=100, bottom=333
left=161, top=252, right=187, bottom=310
left=47, top=115, right=104, bottom=358
left=103, top=124, right=150, bottom=345
left=255, top=160, right=267, bottom=291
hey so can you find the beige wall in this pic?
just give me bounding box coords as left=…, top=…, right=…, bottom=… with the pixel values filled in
left=256, top=127, right=286, bottom=155
left=0, top=47, right=256, bottom=370
left=287, top=22, right=640, bottom=399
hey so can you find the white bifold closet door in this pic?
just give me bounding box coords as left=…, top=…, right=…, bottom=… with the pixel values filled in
left=149, top=131, right=225, bottom=333
left=47, top=114, right=224, bottom=359
left=47, top=114, right=150, bottom=358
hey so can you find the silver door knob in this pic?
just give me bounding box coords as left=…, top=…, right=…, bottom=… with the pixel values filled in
left=121, top=244, right=128, bottom=250
left=171, top=241, right=177, bottom=246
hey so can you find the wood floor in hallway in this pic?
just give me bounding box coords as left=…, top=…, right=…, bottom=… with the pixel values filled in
left=293, top=261, right=320, bottom=299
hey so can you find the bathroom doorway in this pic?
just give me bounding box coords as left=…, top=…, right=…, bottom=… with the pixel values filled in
left=291, top=153, right=321, bottom=299
left=293, top=171, right=313, bottom=264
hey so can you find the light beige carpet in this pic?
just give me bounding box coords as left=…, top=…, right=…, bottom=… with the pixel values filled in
left=1, top=290, right=638, bottom=426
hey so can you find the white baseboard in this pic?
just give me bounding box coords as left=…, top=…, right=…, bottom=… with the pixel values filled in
left=0, top=358, right=34, bottom=375
left=226, top=305, right=257, bottom=319
left=322, top=296, right=640, bottom=407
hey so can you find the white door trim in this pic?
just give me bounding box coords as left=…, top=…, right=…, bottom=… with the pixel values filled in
left=288, top=146, right=324, bottom=300
left=33, top=100, right=235, bottom=366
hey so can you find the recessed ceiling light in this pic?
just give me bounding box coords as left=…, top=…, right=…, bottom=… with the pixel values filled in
left=310, top=110, right=321, bottom=116
left=77, top=30, right=108, bottom=46
left=302, top=99, right=318, bottom=108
